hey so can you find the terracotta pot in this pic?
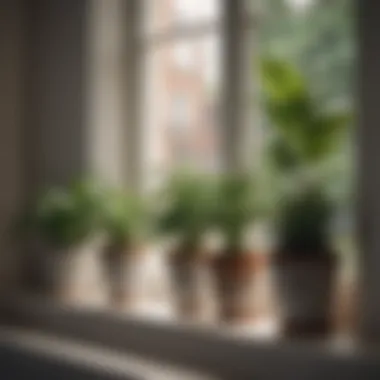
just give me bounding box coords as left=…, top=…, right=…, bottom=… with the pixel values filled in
left=169, top=249, right=212, bottom=321
left=212, top=251, right=257, bottom=323
left=272, top=251, right=337, bottom=339
left=333, top=277, right=357, bottom=336
left=103, top=244, right=145, bottom=308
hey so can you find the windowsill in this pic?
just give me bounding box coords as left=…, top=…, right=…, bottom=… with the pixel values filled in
left=59, top=299, right=355, bottom=352
left=0, top=327, right=214, bottom=380
left=1, top=294, right=377, bottom=380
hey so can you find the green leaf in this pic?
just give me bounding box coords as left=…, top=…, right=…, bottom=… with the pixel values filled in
left=156, top=173, right=217, bottom=248
left=214, top=174, right=258, bottom=251
left=24, top=179, right=105, bottom=248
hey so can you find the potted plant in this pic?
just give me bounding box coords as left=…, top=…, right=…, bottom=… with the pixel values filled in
left=101, top=190, right=151, bottom=308
left=261, top=57, right=350, bottom=337
left=273, top=182, right=338, bottom=337
left=23, top=179, right=104, bottom=301
left=157, top=173, right=216, bottom=320
left=212, top=174, right=259, bottom=323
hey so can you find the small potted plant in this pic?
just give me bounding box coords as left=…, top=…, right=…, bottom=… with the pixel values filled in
left=261, top=57, right=350, bottom=337
left=273, top=182, right=338, bottom=337
left=101, top=190, right=151, bottom=308
left=157, top=173, right=216, bottom=320
left=23, top=179, right=104, bottom=301
left=212, top=174, right=259, bottom=323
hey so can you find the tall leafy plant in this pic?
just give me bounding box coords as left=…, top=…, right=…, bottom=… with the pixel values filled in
left=261, top=58, right=350, bottom=255
left=261, top=58, right=350, bottom=174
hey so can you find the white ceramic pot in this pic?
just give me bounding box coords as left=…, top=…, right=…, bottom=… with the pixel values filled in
left=103, top=245, right=147, bottom=308
left=37, top=238, right=103, bottom=304
left=170, top=257, right=212, bottom=321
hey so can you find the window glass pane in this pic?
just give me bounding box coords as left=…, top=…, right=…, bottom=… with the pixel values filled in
left=173, top=0, right=221, bottom=24
left=142, top=35, right=221, bottom=189
left=143, top=0, right=221, bottom=37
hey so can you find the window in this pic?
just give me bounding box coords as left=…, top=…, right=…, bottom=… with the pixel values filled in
left=141, top=0, right=223, bottom=190
left=18, top=0, right=357, bottom=352
left=171, top=94, right=190, bottom=128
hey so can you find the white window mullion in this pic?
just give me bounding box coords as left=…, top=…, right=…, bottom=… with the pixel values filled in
left=220, top=0, right=259, bottom=174
left=124, top=0, right=145, bottom=191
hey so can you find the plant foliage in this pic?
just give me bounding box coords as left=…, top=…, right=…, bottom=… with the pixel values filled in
left=157, top=173, right=217, bottom=251
left=214, top=174, right=258, bottom=252
left=261, top=57, right=350, bottom=172
left=24, top=179, right=104, bottom=248
left=101, top=190, right=151, bottom=248
left=276, top=184, right=332, bottom=255
left=260, top=58, right=350, bottom=254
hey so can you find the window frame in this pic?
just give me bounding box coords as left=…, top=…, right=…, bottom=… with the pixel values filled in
left=135, top=0, right=259, bottom=190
